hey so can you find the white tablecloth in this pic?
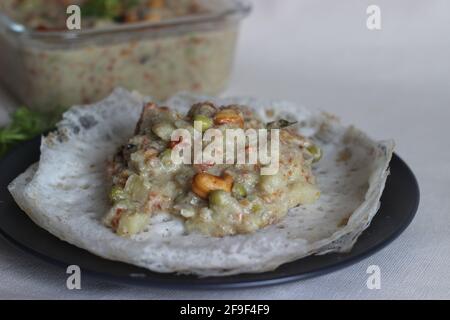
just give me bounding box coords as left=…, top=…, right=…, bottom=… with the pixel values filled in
left=1, top=0, right=449, bottom=299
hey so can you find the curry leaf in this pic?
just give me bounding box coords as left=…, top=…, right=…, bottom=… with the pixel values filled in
left=266, top=119, right=298, bottom=129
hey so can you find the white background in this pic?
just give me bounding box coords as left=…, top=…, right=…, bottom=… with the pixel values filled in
left=1, top=0, right=449, bottom=299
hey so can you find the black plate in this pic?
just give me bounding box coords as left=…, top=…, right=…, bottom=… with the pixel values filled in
left=0, top=136, right=419, bottom=289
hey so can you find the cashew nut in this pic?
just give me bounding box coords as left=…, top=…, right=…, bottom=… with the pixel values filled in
left=192, top=172, right=233, bottom=199
left=214, top=109, right=244, bottom=128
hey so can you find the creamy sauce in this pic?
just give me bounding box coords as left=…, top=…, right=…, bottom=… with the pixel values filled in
left=104, top=102, right=321, bottom=237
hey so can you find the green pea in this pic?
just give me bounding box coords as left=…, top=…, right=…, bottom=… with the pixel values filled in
left=209, top=190, right=230, bottom=207
left=109, top=186, right=126, bottom=202
left=306, top=144, right=322, bottom=163
left=193, top=114, right=213, bottom=132
left=232, top=183, right=247, bottom=199
left=251, top=203, right=262, bottom=213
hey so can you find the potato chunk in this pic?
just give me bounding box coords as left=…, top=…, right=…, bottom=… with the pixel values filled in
left=117, top=213, right=150, bottom=237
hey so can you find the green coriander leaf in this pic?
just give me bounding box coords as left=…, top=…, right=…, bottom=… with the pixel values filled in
left=82, top=0, right=126, bottom=19
left=0, top=107, right=61, bottom=157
